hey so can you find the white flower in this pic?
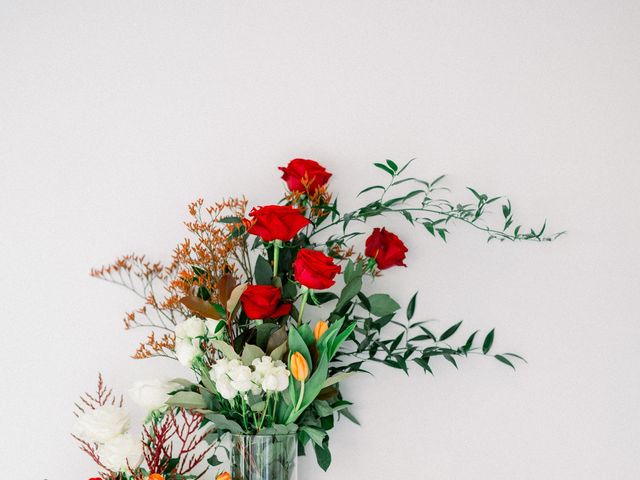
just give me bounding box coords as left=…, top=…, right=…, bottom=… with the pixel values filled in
left=129, top=379, right=179, bottom=412
left=97, top=433, right=143, bottom=472
left=205, top=319, right=224, bottom=338
left=175, top=338, right=201, bottom=367
left=252, top=356, right=274, bottom=377
left=262, top=366, right=290, bottom=392
left=74, top=404, right=130, bottom=444
left=229, top=364, right=253, bottom=393
left=175, top=317, right=206, bottom=340
left=216, top=375, right=238, bottom=400
left=210, top=357, right=231, bottom=383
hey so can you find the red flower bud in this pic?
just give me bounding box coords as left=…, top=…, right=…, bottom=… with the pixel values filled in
left=365, top=228, right=408, bottom=270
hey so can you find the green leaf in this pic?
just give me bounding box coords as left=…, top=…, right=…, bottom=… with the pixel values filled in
left=288, top=326, right=312, bottom=370
left=503, top=352, right=527, bottom=363
left=335, top=275, right=362, bottom=311
left=314, top=440, right=332, bottom=471
left=463, top=330, right=479, bottom=353
left=327, top=320, right=356, bottom=360
left=254, top=255, right=273, bottom=285
left=322, top=371, right=354, bottom=388
left=439, top=321, right=462, bottom=341
left=374, top=162, right=395, bottom=176
left=300, top=426, right=327, bottom=446
left=205, top=413, right=244, bottom=434
left=164, top=457, right=180, bottom=473
left=495, top=354, right=515, bottom=369
left=218, top=216, right=242, bottom=224
left=406, top=292, right=417, bottom=320
left=367, top=294, right=401, bottom=317
left=385, top=159, right=399, bottom=172
left=206, top=454, right=223, bottom=467
left=482, top=329, right=495, bottom=354
left=241, top=344, right=266, bottom=366
left=255, top=323, right=279, bottom=350
left=166, top=391, right=207, bottom=410
left=209, top=339, right=240, bottom=360
left=341, top=408, right=360, bottom=425
left=357, top=185, right=385, bottom=197
left=269, top=340, right=288, bottom=362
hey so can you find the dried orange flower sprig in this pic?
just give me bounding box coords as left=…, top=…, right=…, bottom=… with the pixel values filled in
left=91, top=197, right=252, bottom=359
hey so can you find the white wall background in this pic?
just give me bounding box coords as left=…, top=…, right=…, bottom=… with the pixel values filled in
left=1, top=1, right=639, bottom=478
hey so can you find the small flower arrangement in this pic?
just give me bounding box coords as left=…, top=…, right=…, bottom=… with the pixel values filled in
left=76, top=159, right=561, bottom=479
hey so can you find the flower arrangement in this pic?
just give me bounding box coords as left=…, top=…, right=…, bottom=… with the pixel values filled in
left=76, top=158, right=561, bottom=479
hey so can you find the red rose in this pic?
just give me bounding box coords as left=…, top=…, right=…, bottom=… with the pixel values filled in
left=240, top=285, right=292, bottom=319
left=293, top=248, right=341, bottom=290
left=365, top=227, right=408, bottom=269
left=279, top=158, right=332, bottom=194
left=247, top=205, right=310, bottom=242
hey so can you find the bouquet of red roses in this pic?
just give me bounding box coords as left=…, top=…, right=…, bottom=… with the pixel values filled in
left=75, top=158, right=560, bottom=479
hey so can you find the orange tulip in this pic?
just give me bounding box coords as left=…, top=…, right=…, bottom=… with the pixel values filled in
left=149, top=475, right=165, bottom=480
left=290, top=351, right=309, bottom=382
left=216, top=472, right=231, bottom=480
left=313, top=320, right=329, bottom=341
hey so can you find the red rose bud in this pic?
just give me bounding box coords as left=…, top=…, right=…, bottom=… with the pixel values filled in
left=365, top=227, right=408, bottom=270
left=279, top=158, right=332, bottom=194
left=293, top=248, right=341, bottom=290
left=241, top=285, right=292, bottom=320
left=247, top=205, right=310, bottom=242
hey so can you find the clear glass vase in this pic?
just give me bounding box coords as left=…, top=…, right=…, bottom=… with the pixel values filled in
left=230, top=433, right=298, bottom=480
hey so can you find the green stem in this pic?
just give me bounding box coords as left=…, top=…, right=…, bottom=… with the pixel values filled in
left=297, top=288, right=310, bottom=326
left=294, top=381, right=305, bottom=412
left=272, top=240, right=282, bottom=277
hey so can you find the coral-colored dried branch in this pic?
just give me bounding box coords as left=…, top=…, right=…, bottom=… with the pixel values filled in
left=91, top=197, right=251, bottom=359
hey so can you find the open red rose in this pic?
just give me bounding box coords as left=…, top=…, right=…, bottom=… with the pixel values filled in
left=293, top=248, right=341, bottom=290
left=247, top=205, right=310, bottom=242
left=365, top=227, right=408, bottom=269
left=240, top=285, right=292, bottom=319
left=279, top=158, right=332, bottom=194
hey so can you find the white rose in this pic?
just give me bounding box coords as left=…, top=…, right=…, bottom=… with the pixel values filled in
left=229, top=364, right=253, bottom=393
left=205, top=319, right=224, bottom=338
left=179, top=317, right=206, bottom=339
left=175, top=338, right=201, bottom=367
left=97, top=433, right=143, bottom=472
left=216, top=375, right=238, bottom=400
left=129, top=379, right=178, bottom=412
left=74, top=404, right=130, bottom=444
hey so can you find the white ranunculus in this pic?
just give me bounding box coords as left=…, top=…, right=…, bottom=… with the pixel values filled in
left=74, top=404, right=130, bottom=444
left=216, top=375, right=238, bottom=400
left=229, top=364, right=253, bottom=393
left=175, top=338, right=201, bottom=367
left=205, top=319, right=224, bottom=338
left=176, top=317, right=206, bottom=339
left=129, top=379, right=178, bottom=412
left=252, top=356, right=274, bottom=376
left=97, top=433, right=143, bottom=472
left=262, top=366, right=290, bottom=392
left=210, top=357, right=231, bottom=383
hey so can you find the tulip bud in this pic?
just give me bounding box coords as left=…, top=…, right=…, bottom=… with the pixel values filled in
left=149, top=475, right=165, bottom=480
left=216, top=472, right=231, bottom=480
left=313, top=320, right=329, bottom=341
left=290, top=352, right=309, bottom=382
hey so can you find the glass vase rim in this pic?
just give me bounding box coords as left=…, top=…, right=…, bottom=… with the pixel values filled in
left=231, top=432, right=298, bottom=439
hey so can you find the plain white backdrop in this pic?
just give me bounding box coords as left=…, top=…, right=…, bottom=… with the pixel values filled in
left=1, top=1, right=639, bottom=478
